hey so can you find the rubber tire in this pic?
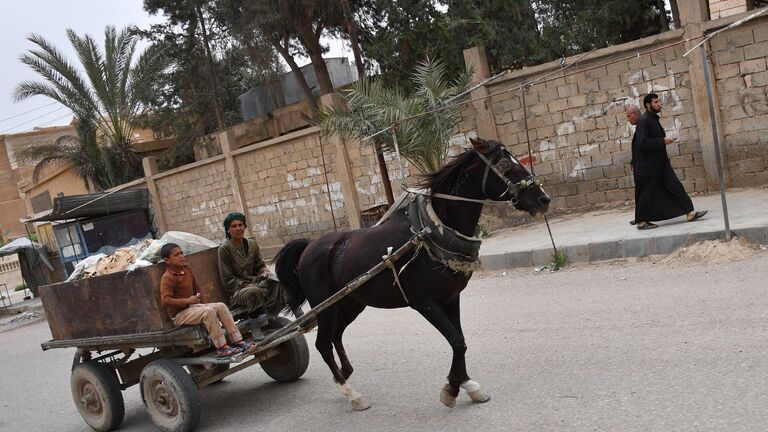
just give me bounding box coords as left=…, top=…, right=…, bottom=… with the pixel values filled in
left=70, top=361, right=125, bottom=432
left=140, top=359, right=200, bottom=432
left=260, top=316, right=310, bottom=382
left=186, top=363, right=230, bottom=384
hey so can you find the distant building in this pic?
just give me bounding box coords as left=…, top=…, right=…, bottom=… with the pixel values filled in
left=239, top=57, right=358, bottom=121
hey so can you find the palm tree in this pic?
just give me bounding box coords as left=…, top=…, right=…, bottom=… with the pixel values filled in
left=14, top=26, right=165, bottom=189
left=317, top=57, right=470, bottom=174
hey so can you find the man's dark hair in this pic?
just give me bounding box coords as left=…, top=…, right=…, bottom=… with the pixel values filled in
left=643, top=93, right=659, bottom=110
left=160, top=243, right=181, bottom=259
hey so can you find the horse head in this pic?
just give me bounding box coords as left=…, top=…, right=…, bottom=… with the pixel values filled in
left=469, top=138, right=550, bottom=217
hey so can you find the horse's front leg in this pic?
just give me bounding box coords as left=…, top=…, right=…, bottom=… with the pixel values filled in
left=413, top=297, right=489, bottom=407
left=443, top=295, right=491, bottom=405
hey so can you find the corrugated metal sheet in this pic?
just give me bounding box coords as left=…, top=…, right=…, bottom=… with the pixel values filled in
left=31, top=189, right=150, bottom=222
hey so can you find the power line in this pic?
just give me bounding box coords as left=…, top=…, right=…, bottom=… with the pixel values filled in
left=1, top=107, right=68, bottom=134
left=38, top=112, right=75, bottom=128
left=0, top=101, right=58, bottom=124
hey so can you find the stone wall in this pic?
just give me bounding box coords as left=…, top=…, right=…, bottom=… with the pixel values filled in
left=472, top=30, right=706, bottom=211
left=147, top=126, right=403, bottom=254
left=154, top=159, right=235, bottom=240
left=710, top=16, right=768, bottom=186
left=456, top=9, right=768, bottom=214
left=709, top=0, right=748, bottom=19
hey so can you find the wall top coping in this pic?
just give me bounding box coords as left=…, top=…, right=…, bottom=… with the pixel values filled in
left=488, top=29, right=685, bottom=90
left=702, top=6, right=768, bottom=33
left=152, top=154, right=226, bottom=181
left=230, top=126, right=321, bottom=158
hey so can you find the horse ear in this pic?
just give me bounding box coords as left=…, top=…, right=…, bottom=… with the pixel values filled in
left=470, top=138, right=484, bottom=150
left=470, top=138, right=492, bottom=154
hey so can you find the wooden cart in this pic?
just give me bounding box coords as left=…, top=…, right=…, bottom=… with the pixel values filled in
left=39, top=248, right=310, bottom=432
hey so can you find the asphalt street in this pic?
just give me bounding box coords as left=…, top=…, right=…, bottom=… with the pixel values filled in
left=1, top=253, right=767, bottom=432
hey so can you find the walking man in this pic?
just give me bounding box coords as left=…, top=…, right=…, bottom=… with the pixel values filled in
left=626, top=104, right=641, bottom=226
left=633, top=93, right=707, bottom=230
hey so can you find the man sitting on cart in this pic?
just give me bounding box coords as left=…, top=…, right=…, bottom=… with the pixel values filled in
left=160, top=243, right=255, bottom=356
left=217, top=212, right=303, bottom=341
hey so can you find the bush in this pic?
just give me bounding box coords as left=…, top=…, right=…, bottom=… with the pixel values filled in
left=14, top=283, right=27, bottom=292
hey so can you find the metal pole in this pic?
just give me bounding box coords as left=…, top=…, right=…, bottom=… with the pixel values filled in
left=699, top=45, right=732, bottom=241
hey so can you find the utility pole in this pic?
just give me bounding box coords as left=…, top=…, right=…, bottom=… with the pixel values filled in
left=340, top=0, right=394, bottom=206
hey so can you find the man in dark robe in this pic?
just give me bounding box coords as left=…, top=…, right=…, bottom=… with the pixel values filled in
left=633, top=93, right=707, bottom=229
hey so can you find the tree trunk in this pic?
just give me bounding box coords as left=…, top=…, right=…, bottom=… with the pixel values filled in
left=340, top=0, right=393, bottom=206
left=302, top=35, right=334, bottom=95
left=669, top=0, right=681, bottom=28
left=195, top=3, right=225, bottom=131
left=657, top=0, right=670, bottom=30
left=271, top=37, right=317, bottom=110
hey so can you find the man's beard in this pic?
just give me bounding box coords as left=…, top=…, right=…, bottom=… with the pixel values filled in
left=651, top=105, right=662, bottom=113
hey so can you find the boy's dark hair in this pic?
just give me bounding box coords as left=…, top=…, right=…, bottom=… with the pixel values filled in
left=160, top=243, right=181, bottom=259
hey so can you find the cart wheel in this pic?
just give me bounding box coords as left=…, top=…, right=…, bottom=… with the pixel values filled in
left=186, top=363, right=230, bottom=384
left=260, top=316, right=310, bottom=382
left=140, top=359, right=200, bottom=432
left=70, top=361, right=125, bottom=432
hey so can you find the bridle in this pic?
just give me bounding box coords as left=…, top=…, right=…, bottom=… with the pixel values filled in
left=472, top=145, right=541, bottom=204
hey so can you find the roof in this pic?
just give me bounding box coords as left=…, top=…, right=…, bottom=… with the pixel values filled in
left=28, top=188, right=150, bottom=222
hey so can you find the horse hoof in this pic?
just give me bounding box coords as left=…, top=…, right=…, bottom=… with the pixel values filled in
left=440, top=384, right=456, bottom=408
left=467, top=389, right=491, bottom=403
left=351, top=396, right=371, bottom=411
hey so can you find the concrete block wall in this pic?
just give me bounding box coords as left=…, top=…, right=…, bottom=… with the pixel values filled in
left=710, top=16, right=768, bottom=187
left=154, top=159, right=235, bottom=241
left=234, top=129, right=347, bottom=251
left=709, top=0, right=748, bottom=19
left=475, top=32, right=706, bottom=211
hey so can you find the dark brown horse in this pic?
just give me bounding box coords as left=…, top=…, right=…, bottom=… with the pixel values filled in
left=275, top=138, right=550, bottom=410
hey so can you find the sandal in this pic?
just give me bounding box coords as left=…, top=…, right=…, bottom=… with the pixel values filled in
left=688, top=210, right=708, bottom=222
left=232, top=340, right=257, bottom=352
left=637, top=222, right=658, bottom=230
left=215, top=345, right=241, bottom=357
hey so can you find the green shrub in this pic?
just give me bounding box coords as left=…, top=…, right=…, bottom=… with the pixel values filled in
left=549, top=249, right=568, bottom=271
left=14, top=283, right=27, bottom=292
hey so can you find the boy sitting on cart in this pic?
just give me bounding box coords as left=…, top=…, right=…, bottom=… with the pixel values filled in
left=160, top=243, right=255, bottom=357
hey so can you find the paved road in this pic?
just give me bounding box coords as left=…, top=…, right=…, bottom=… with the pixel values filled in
left=1, top=254, right=767, bottom=432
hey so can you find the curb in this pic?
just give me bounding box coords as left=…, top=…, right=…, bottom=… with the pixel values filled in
left=480, top=226, right=768, bottom=271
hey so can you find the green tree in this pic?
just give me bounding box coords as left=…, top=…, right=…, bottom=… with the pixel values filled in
left=14, top=26, right=164, bottom=189
left=535, top=0, right=670, bottom=58
left=139, top=0, right=284, bottom=167
left=356, top=0, right=453, bottom=90
left=318, top=58, right=468, bottom=174
left=444, top=0, right=548, bottom=73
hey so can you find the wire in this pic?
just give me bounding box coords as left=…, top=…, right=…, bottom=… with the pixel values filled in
left=38, top=112, right=75, bottom=128
left=1, top=107, right=67, bottom=133
left=0, top=101, right=58, bottom=124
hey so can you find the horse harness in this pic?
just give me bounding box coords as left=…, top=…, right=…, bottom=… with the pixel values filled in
left=381, top=145, right=542, bottom=303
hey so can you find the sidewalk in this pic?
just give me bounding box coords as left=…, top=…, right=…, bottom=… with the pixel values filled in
left=479, top=187, right=768, bottom=271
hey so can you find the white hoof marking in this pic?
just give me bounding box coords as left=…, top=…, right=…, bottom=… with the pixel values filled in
left=461, top=380, right=491, bottom=403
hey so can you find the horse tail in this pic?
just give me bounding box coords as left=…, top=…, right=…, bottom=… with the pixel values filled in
left=275, top=238, right=310, bottom=310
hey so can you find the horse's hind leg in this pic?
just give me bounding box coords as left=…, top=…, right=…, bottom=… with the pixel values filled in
left=315, top=308, right=371, bottom=411
left=443, top=295, right=490, bottom=404
left=333, top=300, right=366, bottom=380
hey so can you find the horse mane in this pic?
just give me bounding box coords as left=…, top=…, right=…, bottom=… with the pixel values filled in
left=421, top=139, right=501, bottom=193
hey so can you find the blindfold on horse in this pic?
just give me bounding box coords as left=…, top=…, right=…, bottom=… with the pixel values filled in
left=275, top=137, right=550, bottom=410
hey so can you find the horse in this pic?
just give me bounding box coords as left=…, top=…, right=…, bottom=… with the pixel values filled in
left=275, top=137, right=550, bottom=411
